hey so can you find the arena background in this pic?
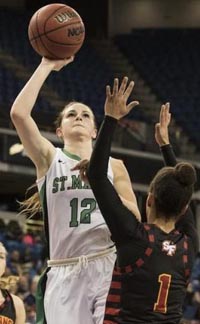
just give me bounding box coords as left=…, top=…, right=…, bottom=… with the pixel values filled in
left=0, top=0, right=200, bottom=322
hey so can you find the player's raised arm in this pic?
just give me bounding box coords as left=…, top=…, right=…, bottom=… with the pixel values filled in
left=10, top=57, right=73, bottom=176
left=155, top=102, right=177, bottom=166
left=155, top=103, right=199, bottom=252
left=87, top=77, right=140, bottom=244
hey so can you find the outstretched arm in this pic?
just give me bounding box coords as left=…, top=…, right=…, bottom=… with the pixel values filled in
left=10, top=57, right=73, bottom=177
left=111, top=158, right=141, bottom=221
left=155, top=103, right=198, bottom=251
left=87, top=77, right=140, bottom=244
left=155, top=103, right=177, bottom=166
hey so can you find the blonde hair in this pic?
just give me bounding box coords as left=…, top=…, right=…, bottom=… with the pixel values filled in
left=18, top=183, right=41, bottom=217
left=0, top=276, right=19, bottom=291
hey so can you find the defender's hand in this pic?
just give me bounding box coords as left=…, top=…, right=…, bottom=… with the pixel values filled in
left=71, top=159, right=89, bottom=183
left=155, top=102, right=171, bottom=146
left=104, top=77, right=139, bottom=120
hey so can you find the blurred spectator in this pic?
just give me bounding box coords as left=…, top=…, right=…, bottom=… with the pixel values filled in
left=23, top=229, right=35, bottom=246
left=6, top=220, right=23, bottom=241
left=25, top=304, right=36, bottom=324
left=0, top=218, right=45, bottom=322
left=0, top=242, right=26, bottom=323
left=17, top=275, right=31, bottom=297
left=0, top=219, right=6, bottom=233
left=182, top=253, right=200, bottom=323
left=0, top=219, right=6, bottom=244
left=7, top=249, right=23, bottom=275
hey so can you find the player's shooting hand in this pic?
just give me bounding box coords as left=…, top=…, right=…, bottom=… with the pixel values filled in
left=41, top=56, right=74, bottom=71
left=71, top=159, right=89, bottom=183
left=105, top=77, right=139, bottom=120
left=155, top=102, right=171, bottom=147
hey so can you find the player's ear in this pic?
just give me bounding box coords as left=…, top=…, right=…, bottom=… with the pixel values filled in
left=56, top=127, right=63, bottom=138
left=92, top=128, right=97, bottom=140
left=147, top=192, right=154, bottom=207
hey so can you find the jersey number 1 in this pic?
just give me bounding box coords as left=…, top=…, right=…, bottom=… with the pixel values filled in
left=154, top=274, right=171, bottom=313
left=69, top=198, right=96, bottom=227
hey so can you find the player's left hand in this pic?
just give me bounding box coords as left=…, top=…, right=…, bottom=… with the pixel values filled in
left=104, top=77, right=139, bottom=120
left=155, top=102, right=171, bottom=147
left=71, top=159, right=89, bottom=183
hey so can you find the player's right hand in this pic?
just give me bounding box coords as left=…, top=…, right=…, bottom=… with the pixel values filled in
left=41, top=56, right=74, bottom=71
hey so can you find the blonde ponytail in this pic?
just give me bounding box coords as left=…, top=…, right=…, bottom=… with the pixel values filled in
left=18, top=183, right=42, bottom=217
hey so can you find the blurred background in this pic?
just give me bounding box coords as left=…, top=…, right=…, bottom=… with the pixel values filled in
left=0, top=0, right=200, bottom=322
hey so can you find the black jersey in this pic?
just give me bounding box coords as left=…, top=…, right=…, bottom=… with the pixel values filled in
left=87, top=116, right=199, bottom=324
left=0, top=289, right=16, bottom=323
left=104, top=223, right=196, bottom=324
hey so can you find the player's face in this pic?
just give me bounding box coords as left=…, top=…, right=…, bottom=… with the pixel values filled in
left=0, top=244, right=6, bottom=277
left=57, top=103, right=97, bottom=140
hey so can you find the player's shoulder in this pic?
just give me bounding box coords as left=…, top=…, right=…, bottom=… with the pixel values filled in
left=110, top=157, right=124, bottom=168
left=11, top=294, right=26, bottom=323
left=110, top=157, right=127, bottom=174
left=11, top=294, right=24, bottom=308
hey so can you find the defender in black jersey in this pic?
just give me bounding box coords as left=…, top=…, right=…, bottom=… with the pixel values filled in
left=0, top=243, right=26, bottom=323
left=84, top=80, right=199, bottom=324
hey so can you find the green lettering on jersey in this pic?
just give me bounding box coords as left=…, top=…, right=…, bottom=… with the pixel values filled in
left=71, top=175, right=83, bottom=189
left=52, top=176, right=68, bottom=193
left=52, top=177, right=60, bottom=193
left=60, top=176, right=68, bottom=191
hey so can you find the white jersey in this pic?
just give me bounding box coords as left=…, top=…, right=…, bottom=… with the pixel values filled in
left=37, top=148, right=114, bottom=260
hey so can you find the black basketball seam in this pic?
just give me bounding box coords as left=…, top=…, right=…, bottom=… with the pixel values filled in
left=29, top=25, right=39, bottom=52
left=30, top=3, right=69, bottom=41
left=31, top=38, right=82, bottom=48
left=29, top=21, right=84, bottom=42
left=35, top=8, right=62, bottom=59
left=36, top=9, right=43, bottom=42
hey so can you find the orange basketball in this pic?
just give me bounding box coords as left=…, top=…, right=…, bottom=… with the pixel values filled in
left=28, top=3, right=85, bottom=59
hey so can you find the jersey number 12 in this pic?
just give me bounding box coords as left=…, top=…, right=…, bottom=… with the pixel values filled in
left=69, top=198, right=96, bottom=227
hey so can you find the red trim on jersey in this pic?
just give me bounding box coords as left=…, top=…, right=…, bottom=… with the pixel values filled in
left=107, top=294, right=121, bottom=303
left=111, top=281, right=121, bottom=289
left=149, top=234, right=155, bottom=242
left=144, top=224, right=150, bottom=230
left=183, top=255, right=188, bottom=263
left=136, top=258, right=144, bottom=267
left=145, top=247, right=153, bottom=256
left=105, top=307, right=120, bottom=316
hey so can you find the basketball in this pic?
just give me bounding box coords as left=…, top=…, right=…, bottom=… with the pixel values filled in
left=28, top=3, right=85, bottom=59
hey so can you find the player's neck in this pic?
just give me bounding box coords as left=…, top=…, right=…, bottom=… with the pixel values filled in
left=153, top=218, right=175, bottom=233
left=64, top=141, right=92, bottom=160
